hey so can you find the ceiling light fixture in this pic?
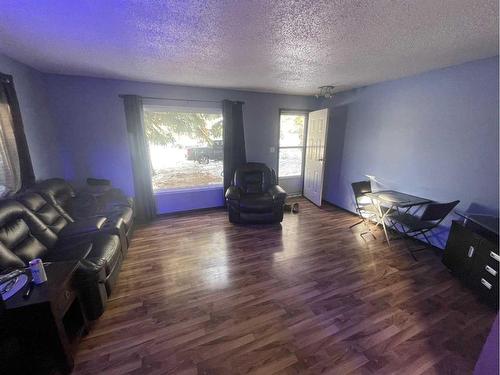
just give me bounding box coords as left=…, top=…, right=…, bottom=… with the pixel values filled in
left=315, top=85, right=336, bottom=99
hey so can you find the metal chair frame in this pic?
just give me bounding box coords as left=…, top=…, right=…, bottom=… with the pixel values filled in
left=387, top=200, right=460, bottom=260
left=350, top=181, right=378, bottom=240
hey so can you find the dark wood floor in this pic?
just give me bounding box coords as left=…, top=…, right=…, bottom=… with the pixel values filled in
left=74, top=199, right=496, bottom=374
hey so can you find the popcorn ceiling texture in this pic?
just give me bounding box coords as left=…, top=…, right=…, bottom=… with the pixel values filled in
left=0, top=0, right=497, bottom=94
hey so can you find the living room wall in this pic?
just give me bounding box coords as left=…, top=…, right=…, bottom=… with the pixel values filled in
left=3, top=51, right=497, bottom=227
left=322, top=56, right=499, bottom=248
left=42, top=74, right=318, bottom=213
left=0, top=54, right=62, bottom=180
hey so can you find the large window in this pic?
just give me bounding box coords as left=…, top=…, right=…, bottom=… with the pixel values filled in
left=143, top=106, right=223, bottom=191
left=278, top=111, right=307, bottom=177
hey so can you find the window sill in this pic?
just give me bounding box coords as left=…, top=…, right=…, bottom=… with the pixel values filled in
left=154, top=185, right=223, bottom=196
left=279, top=175, right=302, bottom=179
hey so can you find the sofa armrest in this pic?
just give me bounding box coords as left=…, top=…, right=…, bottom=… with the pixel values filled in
left=101, top=217, right=128, bottom=257
left=74, top=258, right=107, bottom=282
left=106, top=217, right=125, bottom=234
left=73, top=258, right=108, bottom=320
left=268, top=185, right=287, bottom=202
left=225, top=186, right=242, bottom=200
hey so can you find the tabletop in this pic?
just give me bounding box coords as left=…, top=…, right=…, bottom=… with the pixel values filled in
left=364, top=190, right=432, bottom=208
left=455, top=211, right=499, bottom=236
left=4, top=261, right=79, bottom=310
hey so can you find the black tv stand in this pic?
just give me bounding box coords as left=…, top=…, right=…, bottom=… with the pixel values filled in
left=442, top=212, right=499, bottom=309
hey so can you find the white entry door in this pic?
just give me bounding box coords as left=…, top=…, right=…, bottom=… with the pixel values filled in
left=303, top=108, right=329, bottom=206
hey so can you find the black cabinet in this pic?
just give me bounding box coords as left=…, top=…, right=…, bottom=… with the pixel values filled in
left=1, top=261, right=89, bottom=374
left=443, top=220, right=499, bottom=309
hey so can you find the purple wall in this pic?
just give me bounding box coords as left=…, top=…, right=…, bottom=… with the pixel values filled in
left=323, top=57, right=499, bottom=248
left=155, top=187, right=225, bottom=214
left=0, top=53, right=63, bottom=179
left=3, top=50, right=497, bottom=225
left=42, top=74, right=317, bottom=213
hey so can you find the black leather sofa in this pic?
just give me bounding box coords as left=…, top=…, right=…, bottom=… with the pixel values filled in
left=0, top=199, right=122, bottom=320
left=225, top=162, right=287, bottom=223
left=17, top=192, right=128, bottom=258
left=29, top=178, right=134, bottom=245
left=0, top=177, right=134, bottom=320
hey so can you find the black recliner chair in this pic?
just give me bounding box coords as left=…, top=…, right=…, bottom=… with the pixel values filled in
left=225, top=162, right=287, bottom=224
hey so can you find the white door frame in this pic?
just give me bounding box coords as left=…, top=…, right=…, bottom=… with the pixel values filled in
left=303, top=108, right=329, bottom=206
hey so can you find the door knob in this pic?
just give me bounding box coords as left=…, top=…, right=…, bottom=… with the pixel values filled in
left=318, top=158, right=324, bottom=161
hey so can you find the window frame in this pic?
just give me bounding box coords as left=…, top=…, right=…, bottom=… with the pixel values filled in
left=142, top=104, right=224, bottom=193
left=277, top=109, right=309, bottom=179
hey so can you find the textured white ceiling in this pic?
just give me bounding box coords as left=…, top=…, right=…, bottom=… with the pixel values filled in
left=0, top=0, right=497, bottom=95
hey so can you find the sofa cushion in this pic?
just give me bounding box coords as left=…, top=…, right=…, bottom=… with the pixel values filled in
left=44, top=242, right=93, bottom=263
left=239, top=193, right=275, bottom=213
left=0, top=200, right=58, bottom=263
left=17, top=192, right=69, bottom=234
left=8, top=232, right=49, bottom=262
left=234, top=162, right=274, bottom=194
left=0, top=242, right=25, bottom=269
left=59, top=217, right=107, bottom=238
left=116, top=207, right=133, bottom=231
left=0, top=217, right=31, bottom=249
left=29, top=178, right=76, bottom=222
left=242, top=171, right=265, bottom=193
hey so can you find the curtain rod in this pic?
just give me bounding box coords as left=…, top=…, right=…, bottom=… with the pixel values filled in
left=118, top=94, right=244, bottom=104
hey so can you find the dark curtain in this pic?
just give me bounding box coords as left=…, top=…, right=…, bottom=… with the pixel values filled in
left=222, top=100, right=246, bottom=194
left=122, top=95, right=156, bottom=222
left=0, top=72, right=35, bottom=190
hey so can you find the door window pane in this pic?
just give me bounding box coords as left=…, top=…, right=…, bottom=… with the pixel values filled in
left=279, top=148, right=303, bottom=177
left=279, top=112, right=306, bottom=178
left=279, top=114, right=305, bottom=147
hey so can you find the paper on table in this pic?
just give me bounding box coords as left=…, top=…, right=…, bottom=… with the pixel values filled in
left=0, top=273, right=28, bottom=300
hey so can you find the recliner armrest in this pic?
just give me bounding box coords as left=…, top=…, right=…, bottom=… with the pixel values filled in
left=268, top=185, right=287, bottom=202
left=73, top=258, right=108, bottom=320
left=225, top=186, right=242, bottom=200
left=74, top=258, right=107, bottom=283
left=101, top=217, right=128, bottom=257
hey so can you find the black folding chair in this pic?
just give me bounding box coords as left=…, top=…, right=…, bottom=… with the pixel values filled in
left=350, top=181, right=380, bottom=239
left=387, top=200, right=460, bottom=260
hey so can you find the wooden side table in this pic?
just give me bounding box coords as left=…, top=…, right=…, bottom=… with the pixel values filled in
left=1, top=261, right=89, bottom=374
